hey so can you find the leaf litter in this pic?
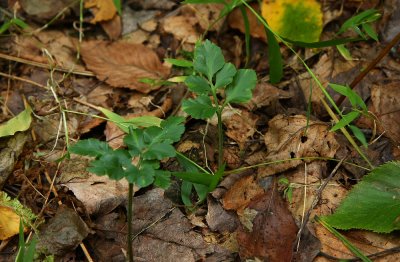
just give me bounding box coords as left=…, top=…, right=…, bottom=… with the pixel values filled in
left=1, top=0, right=400, bottom=261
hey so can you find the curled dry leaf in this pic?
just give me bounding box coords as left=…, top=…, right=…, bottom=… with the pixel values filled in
left=259, top=114, right=339, bottom=177
left=224, top=109, right=258, bottom=150
left=81, top=40, right=170, bottom=93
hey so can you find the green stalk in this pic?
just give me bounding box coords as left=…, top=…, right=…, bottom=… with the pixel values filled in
left=127, top=183, right=133, bottom=262
left=216, top=108, right=224, bottom=169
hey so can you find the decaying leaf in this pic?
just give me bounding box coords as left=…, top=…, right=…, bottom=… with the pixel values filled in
left=224, top=110, right=258, bottom=150
left=85, top=0, right=117, bottom=23
left=0, top=105, right=32, bottom=137
left=81, top=40, right=170, bottom=93
left=236, top=186, right=298, bottom=261
left=243, top=82, right=292, bottom=111
left=259, top=114, right=339, bottom=177
left=370, top=82, right=400, bottom=145
left=162, top=15, right=200, bottom=44
left=261, top=0, right=323, bottom=42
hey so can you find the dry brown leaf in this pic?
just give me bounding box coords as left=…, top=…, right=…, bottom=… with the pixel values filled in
left=80, top=40, right=170, bottom=93
left=243, top=82, right=292, bottom=111
left=222, top=175, right=265, bottom=212
left=13, top=31, right=84, bottom=71
left=0, top=206, right=20, bottom=240
left=85, top=0, right=116, bottom=23
left=183, top=4, right=225, bottom=32
left=370, top=82, right=400, bottom=145
left=228, top=3, right=266, bottom=41
left=100, top=15, right=122, bottom=40
left=259, top=114, right=339, bottom=177
left=224, top=110, right=258, bottom=150
left=162, top=15, right=200, bottom=44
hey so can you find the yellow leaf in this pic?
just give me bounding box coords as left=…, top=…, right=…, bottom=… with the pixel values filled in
left=0, top=206, right=21, bottom=240
left=85, top=0, right=117, bottom=23
left=261, top=0, right=323, bottom=42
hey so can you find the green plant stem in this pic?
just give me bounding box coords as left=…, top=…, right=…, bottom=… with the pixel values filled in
left=216, top=109, right=224, bottom=169
left=127, top=183, right=134, bottom=262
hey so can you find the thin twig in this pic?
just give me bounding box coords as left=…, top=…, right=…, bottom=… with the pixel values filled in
left=295, top=157, right=347, bottom=250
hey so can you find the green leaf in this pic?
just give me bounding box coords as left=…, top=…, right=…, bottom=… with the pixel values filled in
left=215, top=63, right=237, bottom=89
left=185, top=75, right=211, bottom=95
left=336, top=44, right=354, bottom=61
left=113, top=0, right=122, bottom=16
left=11, top=18, right=28, bottom=29
left=135, top=164, right=155, bottom=188
left=165, top=58, right=193, bottom=68
left=193, top=183, right=209, bottom=202
left=172, top=171, right=214, bottom=186
left=154, top=170, right=171, bottom=189
left=159, top=116, right=185, bottom=143
left=88, top=150, right=133, bottom=180
left=124, top=128, right=145, bottom=156
left=182, top=95, right=217, bottom=119
left=194, top=40, right=225, bottom=81
left=98, top=106, right=161, bottom=133
left=266, top=27, right=283, bottom=84
left=338, top=9, right=380, bottom=35
left=322, top=161, right=400, bottom=233
left=330, top=111, right=360, bottom=132
left=225, top=69, right=257, bottom=103
left=329, top=84, right=367, bottom=111
left=362, top=23, right=378, bottom=41
left=0, top=106, right=32, bottom=137
left=144, top=142, right=176, bottom=160
left=0, top=20, right=12, bottom=34
left=349, top=125, right=368, bottom=147
left=181, top=181, right=194, bottom=206
left=70, top=139, right=112, bottom=158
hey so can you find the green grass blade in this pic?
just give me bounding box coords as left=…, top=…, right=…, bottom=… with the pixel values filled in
left=239, top=5, right=251, bottom=67
left=316, top=216, right=372, bottom=262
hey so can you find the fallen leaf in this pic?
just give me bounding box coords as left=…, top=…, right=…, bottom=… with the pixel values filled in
left=228, top=3, right=267, bottom=41
left=261, top=0, right=323, bottom=42
left=85, top=0, right=117, bottom=23
left=260, top=114, right=339, bottom=177
left=243, top=82, right=292, bottom=111
left=100, top=15, right=122, bottom=40
left=222, top=175, right=265, bottom=212
left=36, top=206, right=90, bottom=256
left=81, top=40, right=170, bottom=93
left=236, top=186, right=298, bottom=261
left=370, top=82, right=400, bottom=145
left=224, top=109, right=258, bottom=150
left=0, top=105, right=31, bottom=137
left=162, top=15, right=200, bottom=44
left=0, top=206, right=20, bottom=240
left=19, top=0, right=76, bottom=20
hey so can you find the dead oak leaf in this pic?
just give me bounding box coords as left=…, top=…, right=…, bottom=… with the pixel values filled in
left=81, top=40, right=170, bottom=93
left=85, top=0, right=116, bottom=23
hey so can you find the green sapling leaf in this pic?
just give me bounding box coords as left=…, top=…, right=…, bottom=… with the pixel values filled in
left=362, top=23, right=378, bottom=41
left=349, top=124, right=368, bottom=147
left=143, top=142, right=176, bottom=160
left=88, top=150, right=133, bottom=180
left=69, top=139, right=112, bottom=158
left=194, top=40, right=225, bottom=81
left=329, top=83, right=367, bottom=111
left=154, top=170, right=171, bottom=189
left=322, top=161, right=400, bottom=233
left=225, top=69, right=257, bottom=103
left=185, top=75, right=211, bottom=94
left=215, top=63, right=237, bottom=89
left=182, top=95, right=217, bottom=119
left=331, top=111, right=360, bottom=131
left=159, top=116, right=186, bottom=143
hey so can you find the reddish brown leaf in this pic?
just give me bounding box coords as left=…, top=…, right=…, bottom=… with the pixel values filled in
left=237, top=187, right=298, bottom=261
left=81, top=40, right=170, bottom=93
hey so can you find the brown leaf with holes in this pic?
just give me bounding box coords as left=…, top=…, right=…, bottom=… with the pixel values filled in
left=81, top=40, right=170, bottom=93
left=224, top=110, right=258, bottom=150
left=259, top=114, right=339, bottom=177
left=85, top=0, right=117, bottom=23
left=236, top=187, right=298, bottom=261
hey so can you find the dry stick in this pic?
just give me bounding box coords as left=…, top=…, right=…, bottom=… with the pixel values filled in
left=0, top=52, right=95, bottom=77
left=294, top=157, right=346, bottom=252
left=0, top=71, right=48, bottom=89
left=336, top=31, right=400, bottom=106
